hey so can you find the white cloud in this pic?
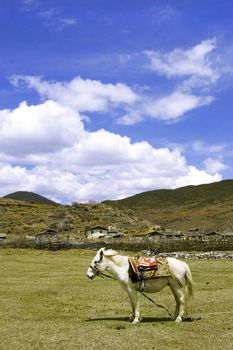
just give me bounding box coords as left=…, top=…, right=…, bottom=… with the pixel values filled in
left=22, top=4, right=78, bottom=31
left=11, top=46, right=220, bottom=125
left=192, top=140, right=226, bottom=154
left=116, top=111, right=144, bottom=125
left=175, top=166, right=222, bottom=188
left=38, top=10, right=77, bottom=31
left=0, top=165, right=27, bottom=188
left=118, top=91, right=213, bottom=124
left=144, top=38, right=218, bottom=82
left=204, top=158, right=228, bottom=174
left=144, top=92, right=213, bottom=121
left=128, top=38, right=222, bottom=124
left=12, top=67, right=216, bottom=124
left=0, top=157, right=221, bottom=203
left=156, top=5, right=176, bottom=24
left=0, top=100, right=85, bottom=157
left=11, top=75, right=138, bottom=113
left=59, top=18, right=77, bottom=26
left=118, top=53, right=132, bottom=64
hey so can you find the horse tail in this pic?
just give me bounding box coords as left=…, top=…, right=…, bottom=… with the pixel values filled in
left=185, top=264, right=193, bottom=299
left=184, top=264, right=193, bottom=316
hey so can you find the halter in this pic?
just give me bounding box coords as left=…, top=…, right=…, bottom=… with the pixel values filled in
left=90, top=262, right=116, bottom=280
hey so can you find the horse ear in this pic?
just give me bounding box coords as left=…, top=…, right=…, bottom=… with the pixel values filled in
left=99, top=249, right=104, bottom=259
left=103, top=249, right=117, bottom=257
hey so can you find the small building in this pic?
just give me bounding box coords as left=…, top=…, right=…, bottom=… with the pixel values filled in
left=147, top=230, right=164, bottom=240
left=219, top=228, right=233, bottom=240
left=203, top=231, right=222, bottom=241
left=86, top=225, right=123, bottom=239
left=86, top=226, right=109, bottom=239
left=161, top=231, right=183, bottom=239
left=184, top=230, right=203, bottom=240
left=0, top=233, right=7, bottom=240
left=106, top=227, right=124, bottom=238
left=35, top=229, right=59, bottom=243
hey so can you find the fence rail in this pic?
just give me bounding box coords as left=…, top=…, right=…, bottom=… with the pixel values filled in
left=1, top=237, right=233, bottom=252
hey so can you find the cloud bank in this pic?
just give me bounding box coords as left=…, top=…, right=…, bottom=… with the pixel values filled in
left=0, top=53, right=223, bottom=202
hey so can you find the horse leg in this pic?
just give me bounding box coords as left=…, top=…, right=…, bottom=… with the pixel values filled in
left=169, top=281, right=186, bottom=322
left=170, top=288, right=180, bottom=321
left=126, top=287, right=140, bottom=323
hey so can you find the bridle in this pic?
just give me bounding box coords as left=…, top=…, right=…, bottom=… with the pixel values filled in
left=89, top=259, right=115, bottom=280
left=90, top=262, right=101, bottom=276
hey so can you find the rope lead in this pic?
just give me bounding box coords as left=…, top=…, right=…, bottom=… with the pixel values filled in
left=140, top=291, right=172, bottom=317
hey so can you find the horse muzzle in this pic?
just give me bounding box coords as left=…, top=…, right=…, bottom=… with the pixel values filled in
left=87, top=274, right=94, bottom=279
left=87, top=267, right=95, bottom=279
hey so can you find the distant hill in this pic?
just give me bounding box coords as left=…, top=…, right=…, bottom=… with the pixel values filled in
left=3, top=191, right=57, bottom=205
left=104, top=180, right=233, bottom=207
left=103, top=180, right=233, bottom=231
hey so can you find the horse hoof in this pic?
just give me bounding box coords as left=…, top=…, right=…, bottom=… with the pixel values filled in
left=175, top=316, right=182, bottom=323
left=132, top=319, right=140, bottom=324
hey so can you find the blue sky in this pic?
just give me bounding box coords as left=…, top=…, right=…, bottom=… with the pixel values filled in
left=0, top=0, right=233, bottom=203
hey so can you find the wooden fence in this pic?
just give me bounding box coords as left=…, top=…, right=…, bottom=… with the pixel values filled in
left=1, top=236, right=233, bottom=252
left=108, top=238, right=233, bottom=252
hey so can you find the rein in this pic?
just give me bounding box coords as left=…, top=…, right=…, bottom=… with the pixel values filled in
left=140, top=291, right=172, bottom=317
left=99, top=272, right=116, bottom=280
left=90, top=263, right=116, bottom=281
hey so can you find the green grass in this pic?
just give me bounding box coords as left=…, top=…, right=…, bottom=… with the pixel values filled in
left=0, top=249, right=232, bottom=350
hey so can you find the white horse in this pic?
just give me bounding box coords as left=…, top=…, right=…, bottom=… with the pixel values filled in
left=87, top=247, right=193, bottom=323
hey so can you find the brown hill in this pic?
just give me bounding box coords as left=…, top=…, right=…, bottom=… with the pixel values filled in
left=103, top=180, right=233, bottom=232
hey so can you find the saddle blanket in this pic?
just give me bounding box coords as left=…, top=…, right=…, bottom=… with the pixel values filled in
left=129, top=256, right=171, bottom=281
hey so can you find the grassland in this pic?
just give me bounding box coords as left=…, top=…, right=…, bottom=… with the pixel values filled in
left=0, top=249, right=232, bottom=350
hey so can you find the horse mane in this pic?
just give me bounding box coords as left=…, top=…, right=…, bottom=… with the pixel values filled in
left=102, top=248, right=119, bottom=257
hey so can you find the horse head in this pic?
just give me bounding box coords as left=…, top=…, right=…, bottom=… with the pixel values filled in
left=86, top=247, right=105, bottom=279
left=86, top=247, right=118, bottom=279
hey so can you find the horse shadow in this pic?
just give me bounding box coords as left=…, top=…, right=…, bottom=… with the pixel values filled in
left=86, top=316, right=171, bottom=323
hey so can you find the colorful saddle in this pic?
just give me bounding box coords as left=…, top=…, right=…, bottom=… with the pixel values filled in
left=129, top=256, right=170, bottom=281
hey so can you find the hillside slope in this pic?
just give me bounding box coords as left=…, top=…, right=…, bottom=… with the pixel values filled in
left=104, top=180, right=233, bottom=231
left=0, top=198, right=153, bottom=241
